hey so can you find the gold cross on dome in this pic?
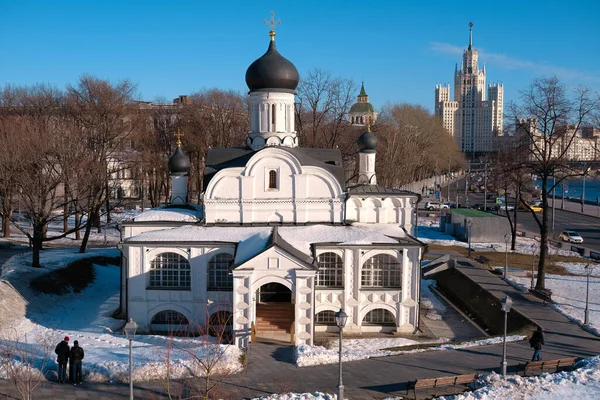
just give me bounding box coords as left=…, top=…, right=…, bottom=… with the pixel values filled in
left=264, top=11, right=281, bottom=40
left=174, top=129, right=184, bottom=147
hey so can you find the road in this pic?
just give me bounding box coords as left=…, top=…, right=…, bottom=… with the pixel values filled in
left=437, top=179, right=600, bottom=253
left=513, top=207, right=600, bottom=250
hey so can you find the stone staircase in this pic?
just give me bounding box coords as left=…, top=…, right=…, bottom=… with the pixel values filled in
left=255, top=303, right=295, bottom=333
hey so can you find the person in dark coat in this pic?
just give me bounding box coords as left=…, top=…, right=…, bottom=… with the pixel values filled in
left=69, top=340, right=84, bottom=384
left=54, top=336, right=70, bottom=383
left=530, top=326, right=545, bottom=361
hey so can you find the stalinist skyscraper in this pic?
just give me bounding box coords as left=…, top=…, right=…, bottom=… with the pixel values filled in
left=434, top=23, right=503, bottom=157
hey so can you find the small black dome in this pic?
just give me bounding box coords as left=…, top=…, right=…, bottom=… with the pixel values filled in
left=245, top=39, right=299, bottom=91
left=168, top=146, right=190, bottom=175
left=357, top=130, right=378, bottom=153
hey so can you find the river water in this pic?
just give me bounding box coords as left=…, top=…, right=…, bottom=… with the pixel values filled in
left=535, top=178, right=600, bottom=203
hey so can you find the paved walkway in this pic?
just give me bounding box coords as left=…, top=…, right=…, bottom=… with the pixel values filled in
left=1, top=258, right=599, bottom=399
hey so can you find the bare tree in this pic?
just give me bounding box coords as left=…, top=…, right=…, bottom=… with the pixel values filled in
left=0, top=326, right=53, bottom=400
left=507, top=76, right=600, bottom=289
left=181, top=89, right=248, bottom=201
left=295, top=68, right=359, bottom=154
left=65, top=75, right=139, bottom=253
left=375, top=104, right=463, bottom=187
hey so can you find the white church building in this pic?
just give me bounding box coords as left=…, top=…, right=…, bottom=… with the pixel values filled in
left=118, top=27, right=424, bottom=348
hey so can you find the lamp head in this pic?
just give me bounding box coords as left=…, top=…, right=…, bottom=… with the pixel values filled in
left=124, top=318, right=138, bottom=340
left=334, top=308, right=348, bottom=329
left=501, top=295, right=513, bottom=312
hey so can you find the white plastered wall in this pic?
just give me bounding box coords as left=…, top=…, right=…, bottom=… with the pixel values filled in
left=204, top=148, right=344, bottom=224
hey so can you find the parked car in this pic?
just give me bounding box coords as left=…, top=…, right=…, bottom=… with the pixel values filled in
left=519, top=202, right=543, bottom=212
left=496, top=204, right=515, bottom=211
left=443, top=201, right=456, bottom=209
left=559, top=230, right=584, bottom=243
left=424, top=201, right=449, bottom=211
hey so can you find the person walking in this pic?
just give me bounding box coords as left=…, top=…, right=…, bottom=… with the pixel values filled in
left=54, top=336, right=70, bottom=383
left=69, top=340, right=85, bottom=384
left=530, top=326, right=545, bottom=361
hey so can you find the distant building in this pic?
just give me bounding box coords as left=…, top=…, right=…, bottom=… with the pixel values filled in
left=349, top=82, right=377, bottom=126
left=515, top=118, right=600, bottom=162
left=434, top=23, right=503, bottom=157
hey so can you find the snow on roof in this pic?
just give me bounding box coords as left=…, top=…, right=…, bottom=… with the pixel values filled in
left=278, top=225, right=400, bottom=256
left=352, top=223, right=408, bottom=238
left=133, top=204, right=203, bottom=223
left=234, top=230, right=272, bottom=265
left=126, top=225, right=272, bottom=244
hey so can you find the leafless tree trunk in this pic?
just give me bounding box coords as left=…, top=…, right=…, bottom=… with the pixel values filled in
left=507, top=76, right=600, bottom=289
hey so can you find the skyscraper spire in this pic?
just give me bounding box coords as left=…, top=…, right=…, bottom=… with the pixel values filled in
left=468, top=22, right=473, bottom=51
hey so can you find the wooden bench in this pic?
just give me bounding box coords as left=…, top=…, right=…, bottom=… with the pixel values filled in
left=474, top=255, right=490, bottom=266
left=518, top=357, right=578, bottom=376
left=529, top=288, right=553, bottom=303
left=408, top=373, right=478, bottom=398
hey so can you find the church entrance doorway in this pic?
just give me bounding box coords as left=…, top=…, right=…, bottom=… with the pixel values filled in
left=255, top=282, right=294, bottom=340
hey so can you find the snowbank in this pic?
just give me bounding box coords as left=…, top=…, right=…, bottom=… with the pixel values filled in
left=437, top=356, right=600, bottom=400
left=296, top=336, right=524, bottom=367
left=0, top=249, right=242, bottom=383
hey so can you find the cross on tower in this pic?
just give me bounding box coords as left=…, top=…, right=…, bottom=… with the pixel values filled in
left=264, top=11, right=281, bottom=40
left=174, top=129, right=184, bottom=147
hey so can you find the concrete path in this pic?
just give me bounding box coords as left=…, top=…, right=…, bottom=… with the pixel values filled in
left=1, top=258, right=599, bottom=399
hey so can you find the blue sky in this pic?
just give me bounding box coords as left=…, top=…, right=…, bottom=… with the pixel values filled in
left=1, top=1, right=599, bottom=111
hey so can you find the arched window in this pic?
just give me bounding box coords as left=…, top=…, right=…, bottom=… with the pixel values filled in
left=363, top=309, right=395, bottom=325
left=268, top=170, right=277, bottom=189
left=315, top=310, right=336, bottom=325
left=361, top=253, right=401, bottom=288
left=208, top=253, right=234, bottom=290
left=208, top=311, right=233, bottom=339
left=149, top=252, right=191, bottom=289
left=317, top=252, right=343, bottom=287
left=151, top=310, right=189, bottom=325
left=272, top=104, right=276, bottom=131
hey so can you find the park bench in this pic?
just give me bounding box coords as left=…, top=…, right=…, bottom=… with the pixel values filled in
left=408, top=373, right=478, bottom=398
left=518, top=357, right=578, bottom=376
left=529, top=288, right=553, bottom=303
left=474, top=255, right=490, bottom=266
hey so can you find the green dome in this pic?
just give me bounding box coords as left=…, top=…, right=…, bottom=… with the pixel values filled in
left=350, top=102, right=376, bottom=113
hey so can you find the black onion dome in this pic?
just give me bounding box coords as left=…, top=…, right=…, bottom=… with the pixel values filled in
left=357, top=130, right=378, bottom=153
left=245, top=40, right=299, bottom=91
left=168, top=146, right=190, bottom=175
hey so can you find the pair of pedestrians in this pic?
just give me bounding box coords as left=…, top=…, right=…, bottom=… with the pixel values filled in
left=54, top=336, right=85, bottom=384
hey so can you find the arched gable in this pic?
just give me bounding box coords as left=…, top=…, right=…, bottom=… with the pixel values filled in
left=148, top=303, right=193, bottom=325
left=146, top=247, right=189, bottom=261
left=252, top=275, right=293, bottom=291
left=359, top=303, right=397, bottom=323
left=242, top=147, right=302, bottom=178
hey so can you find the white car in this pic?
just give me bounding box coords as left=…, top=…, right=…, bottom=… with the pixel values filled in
left=424, top=201, right=449, bottom=211
left=559, top=231, right=584, bottom=243
left=496, top=204, right=515, bottom=211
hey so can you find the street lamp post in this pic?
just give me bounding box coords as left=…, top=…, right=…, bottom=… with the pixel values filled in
left=484, top=163, right=488, bottom=212
left=334, top=309, right=348, bottom=400
left=530, top=244, right=536, bottom=290
left=124, top=318, right=138, bottom=400
left=582, top=166, right=590, bottom=213
left=552, top=175, right=556, bottom=233
left=500, top=296, right=513, bottom=377
left=584, top=264, right=595, bottom=325
left=504, top=233, right=509, bottom=279
left=467, top=220, right=473, bottom=258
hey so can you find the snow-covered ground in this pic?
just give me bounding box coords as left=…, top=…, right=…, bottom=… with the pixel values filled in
left=4, top=209, right=139, bottom=247
left=0, top=248, right=241, bottom=383
left=436, top=356, right=600, bottom=400
left=253, top=356, right=600, bottom=399
left=506, top=264, right=600, bottom=336
left=296, top=336, right=525, bottom=367
left=418, top=223, right=580, bottom=257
